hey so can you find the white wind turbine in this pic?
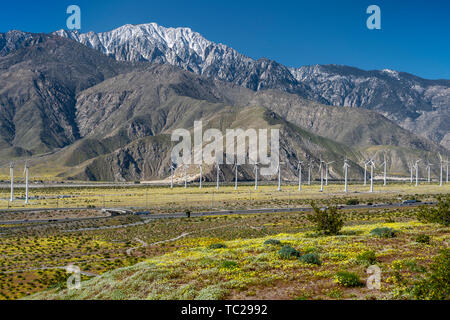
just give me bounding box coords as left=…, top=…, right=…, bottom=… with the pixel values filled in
left=439, top=154, right=444, bottom=187
left=362, top=160, right=370, bottom=186
left=381, top=152, right=388, bottom=186
left=199, top=164, right=203, bottom=189
left=368, top=159, right=376, bottom=193
left=426, top=161, right=433, bottom=184
left=325, top=161, right=335, bottom=186
left=307, top=161, right=313, bottom=186
left=319, top=160, right=325, bottom=192
left=277, top=162, right=282, bottom=191
left=24, top=161, right=29, bottom=204
left=9, top=162, right=14, bottom=202
left=254, top=162, right=259, bottom=190
left=344, top=159, right=350, bottom=193
left=169, top=162, right=175, bottom=189
left=414, top=160, right=421, bottom=187
left=297, top=161, right=303, bottom=192
left=409, top=161, right=414, bottom=184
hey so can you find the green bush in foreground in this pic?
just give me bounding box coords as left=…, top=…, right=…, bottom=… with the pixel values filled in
left=415, top=234, right=431, bottom=244
left=356, top=250, right=377, bottom=265
left=410, top=249, right=450, bottom=300
left=346, top=199, right=359, bottom=206
left=334, top=271, right=363, bottom=287
left=370, top=227, right=398, bottom=238
left=264, top=239, right=282, bottom=246
left=416, top=195, right=449, bottom=226
left=307, top=202, right=345, bottom=235
left=299, top=253, right=322, bottom=265
left=220, top=260, right=238, bottom=269
left=208, top=243, right=227, bottom=249
left=278, top=246, right=301, bottom=259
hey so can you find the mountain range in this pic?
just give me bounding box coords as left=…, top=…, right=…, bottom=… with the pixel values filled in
left=0, top=23, right=447, bottom=182
left=56, top=23, right=450, bottom=150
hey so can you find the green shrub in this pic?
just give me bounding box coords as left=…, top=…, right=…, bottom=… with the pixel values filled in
left=208, top=243, right=227, bottom=249
left=410, top=249, right=450, bottom=300
left=415, top=234, right=431, bottom=244
left=278, top=245, right=301, bottom=259
left=264, top=239, right=282, bottom=246
left=370, top=227, right=397, bottom=238
left=334, top=271, right=363, bottom=287
left=220, top=260, right=238, bottom=269
left=416, top=195, right=449, bottom=226
left=307, top=202, right=345, bottom=235
left=299, top=253, right=322, bottom=265
left=346, top=199, right=359, bottom=206
left=356, top=250, right=377, bottom=265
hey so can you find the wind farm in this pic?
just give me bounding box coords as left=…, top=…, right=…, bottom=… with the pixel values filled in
left=1, top=155, right=448, bottom=211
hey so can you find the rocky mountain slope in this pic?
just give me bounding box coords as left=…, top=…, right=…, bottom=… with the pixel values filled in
left=0, top=31, right=140, bottom=158
left=47, top=64, right=444, bottom=181
left=291, top=65, right=450, bottom=149
left=55, top=23, right=450, bottom=149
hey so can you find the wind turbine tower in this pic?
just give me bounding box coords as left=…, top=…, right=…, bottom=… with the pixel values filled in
left=319, top=160, right=324, bottom=192
left=298, top=161, right=303, bottom=192
left=363, top=160, right=369, bottom=186
left=254, top=162, right=259, bottom=190
left=170, top=163, right=175, bottom=189
left=369, top=160, right=375, bottom=193
left=414, top=160, right=421, bottom=187
left=382, top=152, right=387, bottom=186
left=409, top=161, right=414, bottom=184
left=344, top=159, right=350, bottom=193
left=24, top=161, right=29, bottom=204
left=439, top=155, right=443, bottom=187
left=199, top=164, right=203, bottom=189
left=184, top=164, right=189, bottom=188
left=10, top=162, right=14, bottom=202
left=426, top=162, right=433, bottom=184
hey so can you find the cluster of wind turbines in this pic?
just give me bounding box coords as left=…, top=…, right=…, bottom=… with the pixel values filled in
left=168, top=153, right=449, bottom=193
left=408, top=154, right=449, bottom=187
left=7, top=161, right=30, bottom=204
left=168, top=157, right=350, bottom=193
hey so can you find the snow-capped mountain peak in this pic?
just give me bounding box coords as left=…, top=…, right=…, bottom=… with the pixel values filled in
left=54, top=22, right=232, bottom=67
left=54, top=22, right=309, bottom=96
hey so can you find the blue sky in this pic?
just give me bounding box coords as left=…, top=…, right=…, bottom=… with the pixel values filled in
left=1, top=0, right=449, bottom=79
